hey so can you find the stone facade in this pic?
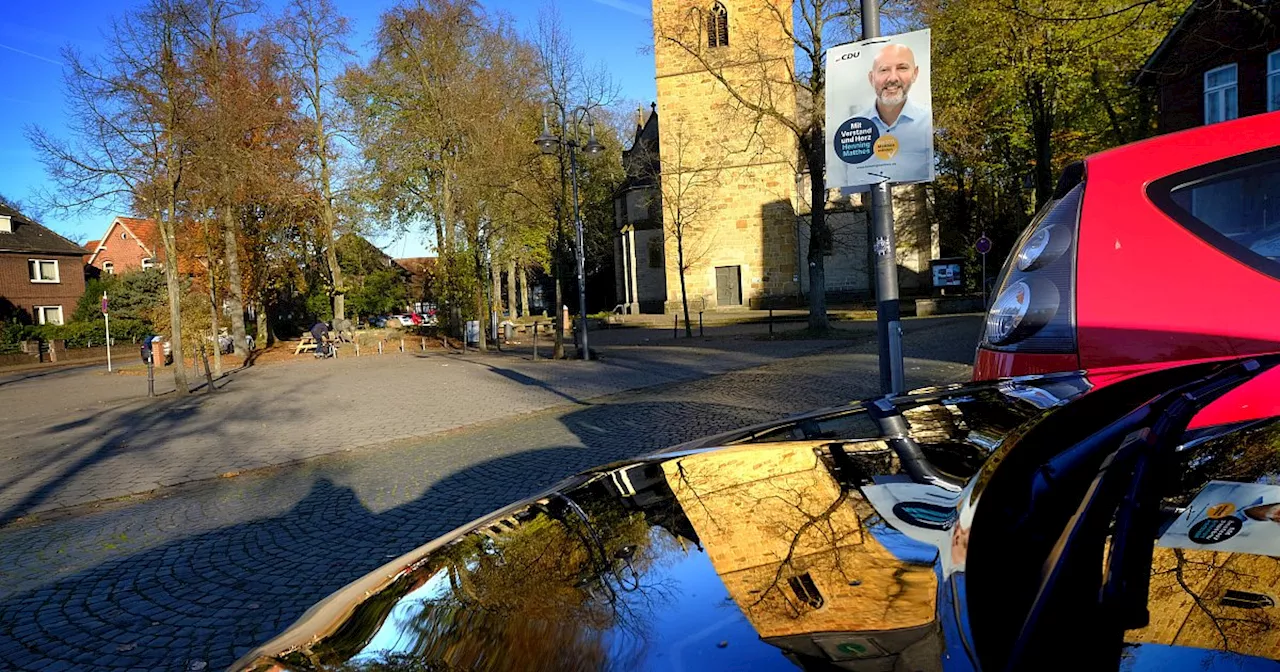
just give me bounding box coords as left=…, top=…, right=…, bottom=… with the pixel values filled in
left=626, top=0, right=938, bottom=313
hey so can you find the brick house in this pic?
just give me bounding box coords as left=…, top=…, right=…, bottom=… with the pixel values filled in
left=0, top=203, right=88, bottom=325
left=86, top=216, right=164, bottom=275
left=1136, top=0, right=1280, bottom=133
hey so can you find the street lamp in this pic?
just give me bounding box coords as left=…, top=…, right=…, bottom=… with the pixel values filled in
left=534, top=102, right=603, bottom=360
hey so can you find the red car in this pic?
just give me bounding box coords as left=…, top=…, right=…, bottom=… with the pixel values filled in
left=974, top=111, right=1280, bottom=429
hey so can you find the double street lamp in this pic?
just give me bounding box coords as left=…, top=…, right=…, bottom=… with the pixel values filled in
left=534, top=102, right=604, bottom=360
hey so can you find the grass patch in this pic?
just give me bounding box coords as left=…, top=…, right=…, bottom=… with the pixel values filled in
left=754, top=326, right=862, bottom=341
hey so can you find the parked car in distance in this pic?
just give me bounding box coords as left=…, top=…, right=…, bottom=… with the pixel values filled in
left=974, top=111, right=1280, bottom=430
left=232, top=355, right=1280, bottom=672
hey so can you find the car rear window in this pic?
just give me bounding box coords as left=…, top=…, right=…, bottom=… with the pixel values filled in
left=1151, top=149, right=1280, bottom=278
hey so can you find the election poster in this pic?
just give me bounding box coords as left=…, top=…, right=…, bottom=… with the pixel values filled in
left=1159, top=481, right=1280, bottom=555
left=825, top=29, right=935, bottom=191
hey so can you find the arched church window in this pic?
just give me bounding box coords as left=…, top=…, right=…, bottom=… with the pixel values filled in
left=707, top=2, right=729, bottom=49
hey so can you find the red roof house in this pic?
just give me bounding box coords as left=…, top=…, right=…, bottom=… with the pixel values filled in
left=86, top=217, right=165, bottom=275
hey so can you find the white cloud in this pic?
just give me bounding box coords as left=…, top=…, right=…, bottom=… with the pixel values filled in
left=587, top=0, right=650, bottom=17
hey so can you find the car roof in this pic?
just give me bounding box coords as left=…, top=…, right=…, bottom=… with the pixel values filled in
left=1086, top=111, right=1280, bottom=178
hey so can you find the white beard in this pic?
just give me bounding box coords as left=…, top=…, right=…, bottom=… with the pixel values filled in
left=877, top=88, right=908, bottom=108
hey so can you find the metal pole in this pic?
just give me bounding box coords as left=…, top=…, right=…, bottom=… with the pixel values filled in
left=103, top=288, right=112, bottom=371
left=104, top=312, right=112, bottom=373
left=533, top=320, right=540, bottom=361
left=863, top=0, right=905, bottom=395
left=982, top=252, right=988, bottom=306
left=699, top=311, right=703, bottom=337
left=569, top=142, right=590, bottom=360
left=147, top=359, right=154, bottom=397
left=673, top=314, right=678, bottom=339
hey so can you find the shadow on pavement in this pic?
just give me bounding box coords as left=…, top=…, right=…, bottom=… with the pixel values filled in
left=0, top=442, right=660, bottom=671
left=0, top=372, right=244, bottom=527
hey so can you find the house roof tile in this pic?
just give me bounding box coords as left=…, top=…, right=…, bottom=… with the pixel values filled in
left=0, top=203, right=89, bottom=256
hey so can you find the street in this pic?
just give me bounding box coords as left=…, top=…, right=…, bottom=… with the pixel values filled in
left=0, top=316, right=977, bottom=671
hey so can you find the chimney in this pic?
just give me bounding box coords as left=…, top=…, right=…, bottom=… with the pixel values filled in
left=0, top=215, right=11, bottom=234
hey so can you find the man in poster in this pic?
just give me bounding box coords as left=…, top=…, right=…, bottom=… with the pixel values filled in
left=826, top=30, right=935, bottom=190
left=861, top=44, right=931, bottom=174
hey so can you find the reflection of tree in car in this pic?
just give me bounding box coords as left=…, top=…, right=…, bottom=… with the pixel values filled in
left=331, top=498, right=669, bottom=672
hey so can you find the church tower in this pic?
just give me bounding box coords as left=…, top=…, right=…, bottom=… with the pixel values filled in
left=650, top=0, right=801, bottom=310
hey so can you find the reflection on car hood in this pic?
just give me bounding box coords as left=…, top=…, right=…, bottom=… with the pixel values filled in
left=231, top=367, right=1280, bottom=672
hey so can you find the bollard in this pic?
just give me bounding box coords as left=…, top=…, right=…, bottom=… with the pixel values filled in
left=421, top=337, right=426, bottom=351
left=355, top=340, right=361, bottom=357
left=673, top=314, right=678, bottom=339
left=378, top=340, right=384, bottom=355
left=769, top=305, right=774, bottom=336
left=533, top=321, right=539, bottom=361
left=147, top=359, right=155, bottom=397
left=699, top=311, right=704, bottom=337
left=400, top=338, right=405, bottom=353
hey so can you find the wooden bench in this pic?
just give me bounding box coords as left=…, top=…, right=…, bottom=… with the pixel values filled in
left=294, top=335, right=318, bottom=355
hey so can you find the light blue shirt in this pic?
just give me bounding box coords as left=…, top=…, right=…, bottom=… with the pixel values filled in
left=841, top=98, right=934, bottom=187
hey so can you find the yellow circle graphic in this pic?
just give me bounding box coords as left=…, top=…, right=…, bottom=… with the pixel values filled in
left=874, top=135, right=899, bottom=160
left=1207, top=502, right=1237, bottom=519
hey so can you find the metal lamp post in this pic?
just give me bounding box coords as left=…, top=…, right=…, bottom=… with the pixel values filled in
left=535, top=103, right=604, bottom=360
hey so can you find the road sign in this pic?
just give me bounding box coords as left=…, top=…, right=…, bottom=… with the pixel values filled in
left=976, top=235, right=992, bottom=255
left=101, top=296, right=109, bottom=314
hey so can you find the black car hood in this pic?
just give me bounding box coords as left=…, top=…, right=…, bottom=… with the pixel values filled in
left=231, top=365, right=1280, bottom=672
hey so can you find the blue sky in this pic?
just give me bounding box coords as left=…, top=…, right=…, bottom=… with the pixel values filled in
left=0, top=0, right=657, bottom=257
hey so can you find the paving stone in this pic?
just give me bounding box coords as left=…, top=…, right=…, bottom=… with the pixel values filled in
left=0, top=317, right=979, bottom=671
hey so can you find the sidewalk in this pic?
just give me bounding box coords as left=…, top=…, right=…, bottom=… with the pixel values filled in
left=0, top=320, right=899, bottom=525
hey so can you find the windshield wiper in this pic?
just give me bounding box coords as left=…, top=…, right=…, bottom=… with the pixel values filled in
left=1004, top=356, right=1278, bottom=672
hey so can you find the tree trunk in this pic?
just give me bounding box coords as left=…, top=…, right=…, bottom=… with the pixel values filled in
left=506, top=260, right=517, bottom=320
left=208, top=272, right=222, bottom=377
left=678, top=230, right=692, bottom=338
left=492, top=260, right=503, bottom=318
left=518, top=263, right=529, bottom=318
left=220, top=204, right=249, bottom=357
left=806, top=131, right=830, bottom=331
left=160, top=202, right=189, bottom=395
left=472, top=243, right=487, bottom=352
left=553, top=273, right=564, bottom=359
left=1031, top=81, right=1054, bottom=209
left=255, top=301, right=269, bottom=348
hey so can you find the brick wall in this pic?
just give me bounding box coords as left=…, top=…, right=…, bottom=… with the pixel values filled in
left=91, top=224, right=155, bottom=275
left=0, top=253, right=86, bottom=322
left=1152, top=6, right=1280, bottom=133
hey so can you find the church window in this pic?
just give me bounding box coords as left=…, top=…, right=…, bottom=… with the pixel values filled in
left=707, top=2, right=729, bottom=49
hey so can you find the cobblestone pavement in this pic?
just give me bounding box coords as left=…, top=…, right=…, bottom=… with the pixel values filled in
left=0, top=320, right=868, bottom=525
left=0, top=316, right=977, bottom=672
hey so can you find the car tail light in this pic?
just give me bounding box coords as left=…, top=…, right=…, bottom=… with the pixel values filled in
left=981, top=163, right=1084, bottom=352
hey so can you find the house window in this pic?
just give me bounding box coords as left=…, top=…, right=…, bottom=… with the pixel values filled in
left=1269, top=50, right=1280, bottom=113
left=28, top=259, right=59, bottom=283
left=121, top=231, right=128, bottom=239
left=707, top=2, right=729, bottom=49
left=35, top=306, right=63, bottom=325
left=1204, top=64, right=1238, bottom=124
left=648, top=237, right=663, bottom=268
left=141, top=257, right=154, bottom=269
left=102, top=261, right=114, bottom=274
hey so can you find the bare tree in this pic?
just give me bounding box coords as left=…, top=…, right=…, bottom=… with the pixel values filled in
left=653, top=119, right=722, bottom=338
left=28, top=0, right=199, bottom=394
left=279, top=0, right=353, bottom=323
left=532, top=5, right=618, bottom=358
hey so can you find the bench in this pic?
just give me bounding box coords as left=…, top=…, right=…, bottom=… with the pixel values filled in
left=294, top=336, right=318, bottom=355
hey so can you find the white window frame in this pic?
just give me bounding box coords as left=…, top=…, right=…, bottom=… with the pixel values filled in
left=102, top=261, right=114, bottom=275
left=1204, top=63, right=1238, bottom=124
left=28, top=259, right=60, bottom=283
left=35, top=306, right=63, bottom=325
left=140, top=257, right=154, bottom=270
left=1269, top=50, right=1280, bottom=113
